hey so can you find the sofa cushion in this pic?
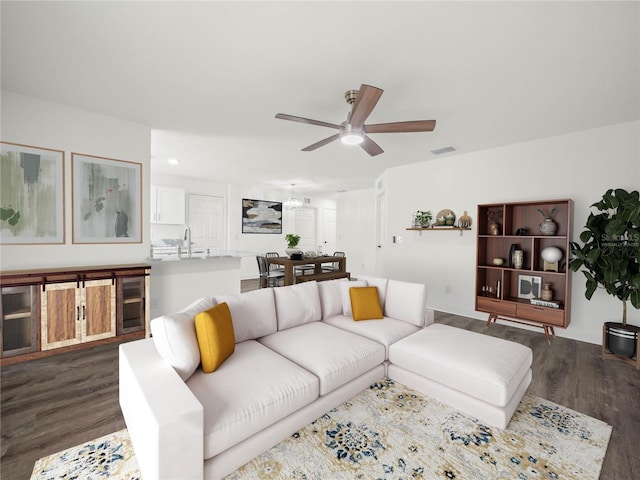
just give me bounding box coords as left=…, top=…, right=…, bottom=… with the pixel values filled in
left=273, top=281, right=321, bottom=330
left=349, top=286, right=383, bottom=321
left=213, top=288, right=277, bottom=342
left=384, top=279, right=427, bottom=327
left=187, top=340, right=319, bottom=459
left=194, top=303, right=235, bottom=373
left=317, top=278, right=349, bottom=319
left=323, top=314, right=420, bottom=359
left=389, top=324, right=533, bottom=407
left=339, top=280, right=368, bottom=316
left=150, top=296, right=217, bottom=381
left=258, top=322, right=385, bottom=395
left=354, top=276, right=389, bottom=308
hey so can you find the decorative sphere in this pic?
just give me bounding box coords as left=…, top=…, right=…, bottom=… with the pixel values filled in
left=492, top=258, right=504, bottom=266
left=541, top=247, right=563, bottom=263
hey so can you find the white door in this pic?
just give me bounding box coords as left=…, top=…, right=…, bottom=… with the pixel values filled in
left=375, top=191, right=386, bottom=276
left=294, top=207, right=316, bottom=253
left=188, top=194, right=225, bottom=252
left=322, top=208, right=337, bottom=255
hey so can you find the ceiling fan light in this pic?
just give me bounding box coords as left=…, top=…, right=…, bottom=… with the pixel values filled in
left=340, top=132, right=364, bottom=145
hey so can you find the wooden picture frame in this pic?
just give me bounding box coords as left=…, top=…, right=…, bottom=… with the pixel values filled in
left=0, top=142, right=65, bottom=244
left=72, top=153, right=142, bottom=244
left=242, top=198, right=282, bottom=234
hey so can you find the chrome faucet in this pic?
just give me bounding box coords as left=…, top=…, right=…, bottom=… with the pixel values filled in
left=183, top=226, right=192, bottom=257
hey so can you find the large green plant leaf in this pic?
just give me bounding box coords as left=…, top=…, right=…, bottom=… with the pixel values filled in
left=571, top=188, right=640, bottom=319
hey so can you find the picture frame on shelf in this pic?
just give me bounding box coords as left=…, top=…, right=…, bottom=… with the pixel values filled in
left=72, top=153, right=142, bottom=244
left=0, top=142, right=65, bottom=244
left=518, top=275, right=542, bottom=299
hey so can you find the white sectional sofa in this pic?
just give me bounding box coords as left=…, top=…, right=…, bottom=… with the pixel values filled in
left=119, top=276, right=532, bottom=480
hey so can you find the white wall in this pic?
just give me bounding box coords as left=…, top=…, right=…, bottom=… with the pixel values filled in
left=0, top=92, right=151, bottom=270
left=377, top=121, right=639, bottom=344
left=336, top=188, right=377, bottom=278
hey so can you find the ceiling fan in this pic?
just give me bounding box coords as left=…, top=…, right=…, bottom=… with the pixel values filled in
left=275, top=84, right=436, bottom=156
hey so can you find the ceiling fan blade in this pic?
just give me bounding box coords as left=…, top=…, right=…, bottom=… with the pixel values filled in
left=360, top=135, right=384, bottom=156
left=275, top=113, right=341, bottom=130
left=349, top=84, right=383, bottom=128
left=301, top=133, right=341, bottom=151
left=364, top=120, right=436, bottom=134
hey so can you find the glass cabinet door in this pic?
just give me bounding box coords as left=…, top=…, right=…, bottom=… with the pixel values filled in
left=117, top=276, right=146, bottom=335
left=1, top=285, right=39, bottom=357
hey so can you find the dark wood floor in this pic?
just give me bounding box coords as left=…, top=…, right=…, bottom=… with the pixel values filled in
left=2, top=279, right=638, bottom=479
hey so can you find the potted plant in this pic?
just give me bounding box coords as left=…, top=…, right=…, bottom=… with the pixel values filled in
left=285, top=233, right=301, bottom=257
left=569, top=188, right=640, bottom=360
left=537, top=207, right=557, bottom=235
left=414, top=210, right=432, bottom=228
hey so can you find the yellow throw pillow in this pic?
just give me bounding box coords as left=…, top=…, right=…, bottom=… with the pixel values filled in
left=349, top=286, right=384, bottom=321
left=194, top=302, right=235, bottom=373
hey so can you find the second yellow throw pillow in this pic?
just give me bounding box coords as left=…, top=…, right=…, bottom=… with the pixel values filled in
left=194, top=302, right=235, bottom=373
left=349, top=286, right=384, bottom=321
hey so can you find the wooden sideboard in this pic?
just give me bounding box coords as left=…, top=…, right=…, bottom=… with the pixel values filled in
left=0, top=264, right=150, bottom=365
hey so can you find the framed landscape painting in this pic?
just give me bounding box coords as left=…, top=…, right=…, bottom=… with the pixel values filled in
left=72, top=153, right=142, bottom=244
left=242, top=198, right=282, bottom=234
left=0, top=142, right=65, bottom=244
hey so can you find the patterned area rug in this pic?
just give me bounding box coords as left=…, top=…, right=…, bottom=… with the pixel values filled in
left=31, top=378, right=611, bottom=480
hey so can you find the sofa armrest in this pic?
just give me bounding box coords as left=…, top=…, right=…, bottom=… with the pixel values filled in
left=120, top=339, right=204, bottom=480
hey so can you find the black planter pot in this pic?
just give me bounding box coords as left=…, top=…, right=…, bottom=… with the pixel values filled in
left=605, top=322, right=639, bottom=358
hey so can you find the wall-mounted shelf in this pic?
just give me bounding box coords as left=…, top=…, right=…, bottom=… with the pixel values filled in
left=406, top=227, right=472, bottom=236
left=406, top=227, right=471, bottom=231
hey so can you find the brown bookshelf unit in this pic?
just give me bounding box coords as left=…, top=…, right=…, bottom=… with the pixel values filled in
left=475, top=199, right=573, bottom=343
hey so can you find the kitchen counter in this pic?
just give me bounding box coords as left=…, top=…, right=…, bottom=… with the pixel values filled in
left=148, top=252, right=252, bottom=316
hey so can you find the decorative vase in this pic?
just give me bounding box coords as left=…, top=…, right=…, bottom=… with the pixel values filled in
left=488, top=221, right=500, bottom=236
left=539, top=218, right=557, bottom=236
left=445, top=213, right=456, bottom=226
left=541, top=283, right=553, bottom=301
left=513, top=250, right=524, bottom=269
left=458, top=211, right=472, bottom=228
left=509, top=244, right=519, bottom=268
left=285, top=248, right=301, bottom=258
left=436, top=216, right=446, bottom=226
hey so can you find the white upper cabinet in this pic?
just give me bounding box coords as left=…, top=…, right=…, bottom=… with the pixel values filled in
left=151, top=185, right=186, bottom=224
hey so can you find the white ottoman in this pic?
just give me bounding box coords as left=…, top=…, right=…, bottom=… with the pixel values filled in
left=388, top=323, right=532, bottom=429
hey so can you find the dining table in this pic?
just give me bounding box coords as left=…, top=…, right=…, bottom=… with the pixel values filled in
left=266, top=255, right=349, bottom=286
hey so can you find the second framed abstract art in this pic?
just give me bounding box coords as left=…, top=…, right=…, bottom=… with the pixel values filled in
left=72, top=153, right=142, bottom=244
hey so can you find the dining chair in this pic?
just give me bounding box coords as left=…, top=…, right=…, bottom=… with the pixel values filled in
left=256, top=255, right=284, bottom=288
left=322, top=251, right=345, bottom=272
left=265, top=252, right=285, bottom=273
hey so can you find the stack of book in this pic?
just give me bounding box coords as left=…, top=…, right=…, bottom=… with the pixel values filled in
left=530, top=298, right=563, bottom=309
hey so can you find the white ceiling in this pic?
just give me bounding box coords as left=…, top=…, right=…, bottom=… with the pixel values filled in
left=2, top=1, right=638, bottom=195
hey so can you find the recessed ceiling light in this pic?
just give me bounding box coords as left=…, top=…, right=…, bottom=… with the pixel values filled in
left=167, top=158, right=180, bottom=165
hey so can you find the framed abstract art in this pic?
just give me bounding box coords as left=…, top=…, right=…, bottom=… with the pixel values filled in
left=242, top=198, right=282, bottom=234
left=72, top=153, right=142, bottom=243
left=0, top=142, right=65, bottom=244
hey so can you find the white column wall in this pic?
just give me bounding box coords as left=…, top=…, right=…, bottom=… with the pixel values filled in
left=1, top=91, right=151, bottom=270
left=376, top=121, right=640, bottom=344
